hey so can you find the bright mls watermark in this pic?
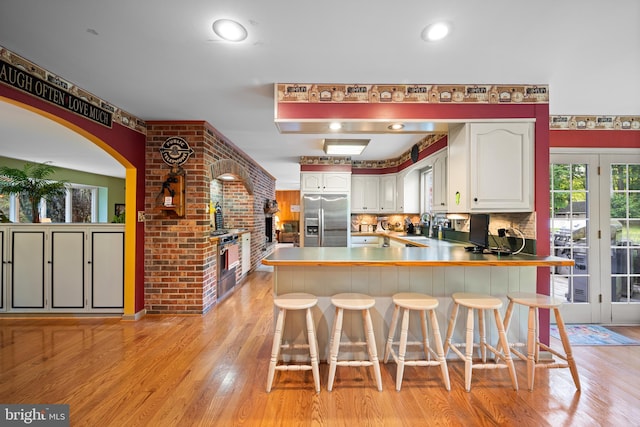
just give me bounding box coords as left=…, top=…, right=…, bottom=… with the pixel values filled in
left=1, top=404, right=69, bottom=426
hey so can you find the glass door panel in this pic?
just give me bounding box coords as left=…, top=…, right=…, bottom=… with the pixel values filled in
left=549, top=154, right=600, bottom=323
left=607, top=158, right=640, bottom=323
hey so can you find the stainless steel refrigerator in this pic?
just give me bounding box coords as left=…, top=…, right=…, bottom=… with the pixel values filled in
left=302, top=193, right=349, bottom=247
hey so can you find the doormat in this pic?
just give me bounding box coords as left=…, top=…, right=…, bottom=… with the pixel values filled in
left=550, top=324, right=640, bottom=346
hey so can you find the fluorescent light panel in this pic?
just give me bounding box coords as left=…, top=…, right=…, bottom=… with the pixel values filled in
left=323, top=139, right=369, bottom=155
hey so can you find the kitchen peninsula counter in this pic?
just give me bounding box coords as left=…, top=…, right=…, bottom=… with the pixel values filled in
left=262, top=244, right=573, bottom=267
left=263, top=241, right=573, bottom=361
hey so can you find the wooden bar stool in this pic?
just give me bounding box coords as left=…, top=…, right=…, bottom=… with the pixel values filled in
left=327, top=293, right=383, bottom=391
left=266, top=293, right=320, bottom=393
left=383, top=292, right=450, bottom=391
left=503, top=291, right=580, bottom=391
left=443, top=292, right=518, bottom=392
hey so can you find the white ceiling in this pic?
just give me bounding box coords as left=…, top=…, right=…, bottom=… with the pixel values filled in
left=1, top=0, right=639, bottom=188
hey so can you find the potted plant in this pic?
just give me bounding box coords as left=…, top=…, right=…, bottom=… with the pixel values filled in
left=0, top=162, right=68, bottom=223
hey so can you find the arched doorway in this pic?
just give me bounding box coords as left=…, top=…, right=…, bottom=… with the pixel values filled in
left=0, top=94, right=146, bottom=317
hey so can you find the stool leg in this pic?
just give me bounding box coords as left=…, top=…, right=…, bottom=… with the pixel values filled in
left=419, top=310, right=430, bottom=361
left=443, top=302, right=459, bottom=356
left=500, top=300, right=516, bottom=355
left=526, top=306, right=536, bottom=391
left=363, top=308, right=383, bottom=391
left=494, top=308, right=518, bottom=391
left=327, top=307, right=344, bottom=392
left=553, top=307, right=581, bottom=390
left=328, top=306, right=339, bottom=358
left=305, top=307, right=321, bottom=393
left=384, top=304, right=400, bottom=363
left=478, top=308, right=487, bottom=362
left=464, top=307, right=475, bottom=392
left=396, top=308, right=410, bottom=391
left=267, top=307, right=286, bottom=392
left=428, top=308, right=451, bottom=391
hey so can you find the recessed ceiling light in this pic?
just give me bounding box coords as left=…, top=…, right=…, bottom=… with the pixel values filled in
left=212, top=19, right=248, bottom=42
left=388, top=123, right=405, bottom=130
left=421, top=22, right=450, bottom=42
left=323, top=139, right=369, bottom=156
left=329, top=122, right=342, bottom=130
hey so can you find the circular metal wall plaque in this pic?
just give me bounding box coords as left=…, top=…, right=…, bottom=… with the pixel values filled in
left=160, top=137, right=194, bottom=167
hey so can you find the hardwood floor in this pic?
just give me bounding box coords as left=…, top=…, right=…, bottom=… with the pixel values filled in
left=2, top=267, right=640, bottom=426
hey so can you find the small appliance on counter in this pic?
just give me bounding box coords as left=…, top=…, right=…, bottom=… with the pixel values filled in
left=376, top=217, right=389, bottom=232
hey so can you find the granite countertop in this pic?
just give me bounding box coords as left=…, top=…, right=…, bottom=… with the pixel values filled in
left=262, top=243, right=574, bottom=267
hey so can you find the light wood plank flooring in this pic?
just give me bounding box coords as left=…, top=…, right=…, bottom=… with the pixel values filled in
left=2, top=266, right=640, bottom=426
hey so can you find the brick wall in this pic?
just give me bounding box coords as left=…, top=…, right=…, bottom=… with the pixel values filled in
left=145, top=121, right=276, bottom=314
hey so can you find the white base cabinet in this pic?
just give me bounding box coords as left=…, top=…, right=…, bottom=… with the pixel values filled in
left=350, top=236, right=382, bottom=247
left=241, top=232, right=251, bottom=275
left=448, top=122, right=534, bottom=212
left=0, top=224, right=124, bottom=314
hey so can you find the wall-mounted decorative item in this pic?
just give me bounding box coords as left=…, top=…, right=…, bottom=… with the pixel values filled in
left=264, top=199, right=279, bottom=215
left=159, top=136, right=194, bottom=167
left=157, top=169, right=186, bottom=217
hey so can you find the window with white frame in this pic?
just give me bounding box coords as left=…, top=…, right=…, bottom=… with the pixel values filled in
left=2, top=184, right=99, bottom=223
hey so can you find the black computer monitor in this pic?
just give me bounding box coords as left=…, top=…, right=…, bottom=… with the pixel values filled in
left=468, top=213, right=490, bottom=253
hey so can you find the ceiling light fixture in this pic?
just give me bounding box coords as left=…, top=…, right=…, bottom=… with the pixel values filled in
left=329, top=122, right=342, bottom=130
left=388, top=123, right=405, bottom=130
left=421, top=22, right=450, bottom=42
left=212, top=19, right=248, bottom=42
left=323, top=139, right=369, bottom=156
left=218, top=173, right=238, bottom=181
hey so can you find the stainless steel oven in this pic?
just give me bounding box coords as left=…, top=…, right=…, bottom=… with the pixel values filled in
left=216, top=233, right=238, bottom=301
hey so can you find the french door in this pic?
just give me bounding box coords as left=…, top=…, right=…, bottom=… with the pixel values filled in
left=550, top=150, right=640, bottom=324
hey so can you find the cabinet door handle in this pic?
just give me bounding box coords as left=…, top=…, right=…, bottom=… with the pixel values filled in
left=47, top=261, right=52, bottom=264
left=473, top=197, right=478, bottom=202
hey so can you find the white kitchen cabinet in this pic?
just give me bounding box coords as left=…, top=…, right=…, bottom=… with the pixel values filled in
left=301, top=172, right=351, bottom=193
left=52, top=230, right=86, bottom=309
left=448, top=122, right=534, bottom=212
left=241, top=232, right=251, bottom=275
left=351, top=235, right=382, bottom=247
left=1, top=224, right=124, bottom=314
left=396, top=169, right=420, bottom=213
left=379, top=175, right=397, bottom=212
left=431, top=149, right=448, bottom=212
left=351, top=175, right=379, bottom=212
left=10, top=230, right=46, bottom=309
left=91, top=230, right=124, bottom=309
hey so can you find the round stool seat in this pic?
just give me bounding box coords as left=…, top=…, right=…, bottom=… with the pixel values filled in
left=392, top=292, right=439, bottom=311
left=507, top=291, right=563, bottom=309
left=274, top=292, right=318, bottom=310
left=331, top=293, right=375, bottom=310
left=452, top=292, right=503, bottom=310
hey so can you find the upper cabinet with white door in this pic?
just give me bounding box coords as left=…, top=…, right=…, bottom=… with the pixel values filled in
left=429, top=148, right=448, bottom=212
left=379, top=175, right=397, bottom=212
left=301, top=172, right=351, bottom=193
left=448, top=122, right=534, bottom=212
left=351, top=175, right=379, bottom=212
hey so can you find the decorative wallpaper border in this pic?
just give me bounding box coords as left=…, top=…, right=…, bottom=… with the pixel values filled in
left=301, top=134, right=446, bottom=169
left=0, top=46, right=146, bottom=134
left=550, top=115, right=640, bottom=130
left=277, top=83, right=549, bottom=104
